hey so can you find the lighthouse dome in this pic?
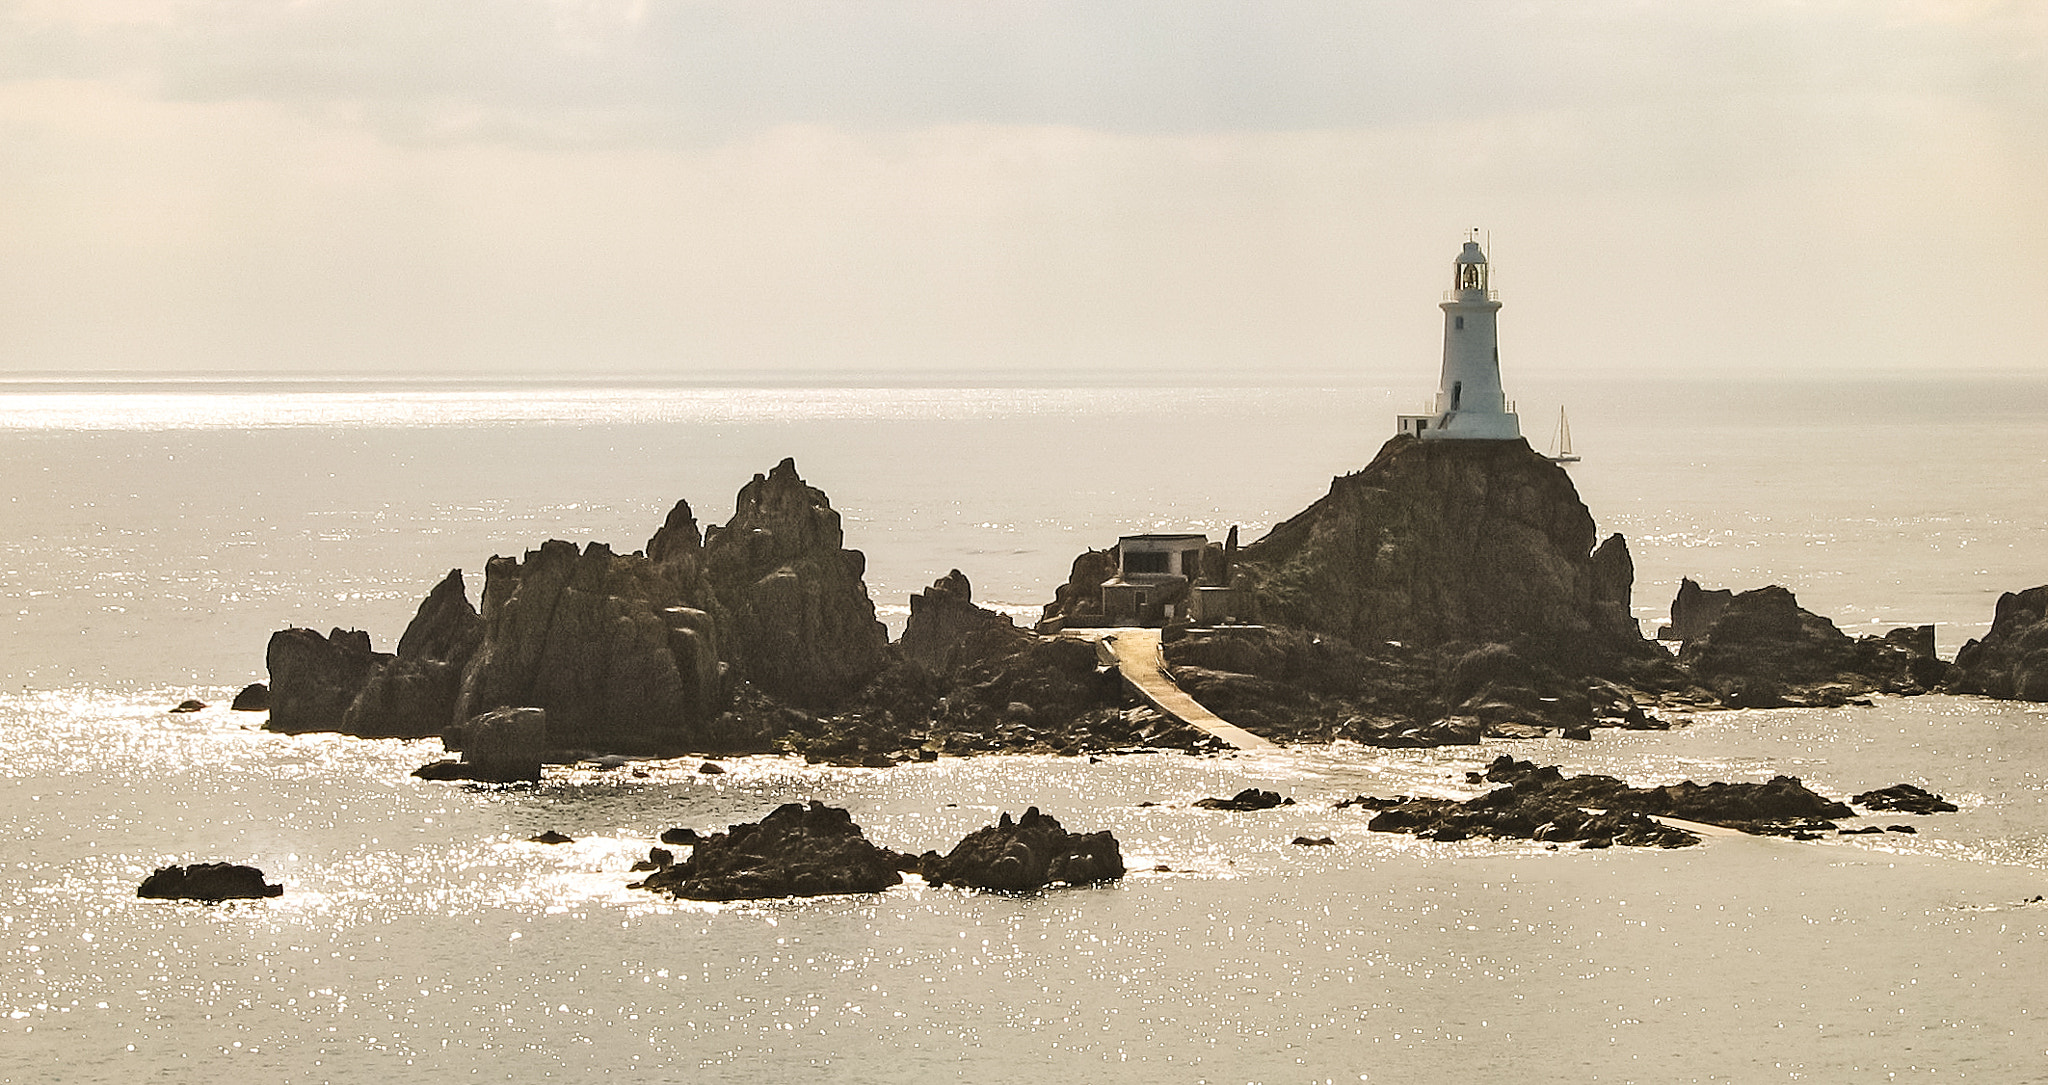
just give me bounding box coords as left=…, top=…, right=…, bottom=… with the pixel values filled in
left=1456, top=240, right=1486, bottom=265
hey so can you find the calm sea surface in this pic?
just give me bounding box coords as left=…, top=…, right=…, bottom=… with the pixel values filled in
left=3, top=374, right=2045, bottom=1083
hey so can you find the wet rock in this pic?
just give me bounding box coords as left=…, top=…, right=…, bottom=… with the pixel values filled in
left=137, top=862, right=282, bottom=901
left=630, top=847, right=675, bottom=872
left=229, top=682, right=270, bottom=711
left=1334, top=795, right=1407, bottom=810
left=1851, top=784, right=1958, bottom=814
left=459, top=706, right=547, bottom=783
left=920, top=807, right=1125, bottom=891
left=1193, top=788, right=1294, bottom=811
left=1949, top=584, right=2048, bottom=701
left=699, top=762, right=726, bottom=774
left=1887, top=824, right=1919, bottom=834
left=263, top=627, right=385, bottom=734
left=411, top=759, right=468, bottom=780
left=169, top=699, right=206, bottom=713
left=634, top=801, right=905, bottom=900
left=1291, top=836, right=1336, bottom=847
left=658, top=827, right=703, bottom=846
left=529, top=830, right=573, bottom=844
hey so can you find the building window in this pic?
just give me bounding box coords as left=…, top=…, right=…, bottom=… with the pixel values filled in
left=1124, top=551, right=1170, bottom=575
left=1454, top=316, right=1464, bottom=330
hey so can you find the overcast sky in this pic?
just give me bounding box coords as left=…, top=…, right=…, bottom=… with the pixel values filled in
left=2, top=0, right=2042, bottom=379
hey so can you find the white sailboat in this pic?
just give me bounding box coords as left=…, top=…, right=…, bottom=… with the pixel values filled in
left=1546, top=407, right=1581, bottom=464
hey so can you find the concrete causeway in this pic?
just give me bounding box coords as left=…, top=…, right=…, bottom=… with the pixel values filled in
left=1069, top=627, right=1277, bottom=752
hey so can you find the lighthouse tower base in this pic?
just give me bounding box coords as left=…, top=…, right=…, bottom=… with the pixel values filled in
left=1422, top=409, right=1521, bottom=441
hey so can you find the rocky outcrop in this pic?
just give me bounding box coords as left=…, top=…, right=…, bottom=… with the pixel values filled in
left=1038, top=548, right=1119, bottom=629
left=1232, top=436, right=1654, bottom=671
left=632, top=801, right=907, bottom=900
left=138, top=862, right=283, bottom=900
left=1658, top=578, right=1734, bottom=642
left=1851, top=784, right=1958, bottom=814
left=340, top=569, right=485, bottom=738
left=1364, top=755, right=1855, bottom=848
left=457, top=706, right=547, bottom=782
left=263, top=627, right=385, bottom=733
left=1192, top=788, right=1294, bottom=811
left=229, top=682, right=269, bottom=711
left=454, top=541, right=727, bottom=753
left=1676, top=585, right=1938, bottom=706
left=702, top=459, right=888, bottom=711
left=1949, top=584, right=2048, bottom=700
left=919, top=807, right=1125, bottom=891
left=898, top=570, right=1030, bottom=677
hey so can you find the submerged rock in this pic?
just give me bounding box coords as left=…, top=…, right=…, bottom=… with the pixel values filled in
left=138, top=862, right=283, bottom=901
left=1192, top=788, right=1294, bottom=811
left=1949, top=584, right=2048, bottom=701
left=920, top=807, right=1125, bottom=891
left=229, top=682, right=270, bottom=711
left=633, top=801, right=905, bottom=901
left=1364, top=755, right=1857, bottom=849
left=169, top=699, right=206, bottom=713
left=1851, top=784, right=1959, bottom=814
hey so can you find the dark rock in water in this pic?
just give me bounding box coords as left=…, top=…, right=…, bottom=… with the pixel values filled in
left=631, top=847, right=674, bottom=872
left=342, top=569, right=484, bottom=739
left=1334, top=795, right=1407, bottom=810
left=1886, top=824, right=1918, bottom=834
left=1949, top=584, right=2048, bottom=701
left=529, top=830, right=574, bottom=844
left=1230, top=436, right=1657, bottom=672
left=699, top=761, right=725, bottom=774
left=659, top=826, right=703, bottom=845
left=1839, top=826, right=1885, bottom=835
left=411, top=759, right=469, bottom=780
left=899, top=569, right=1031, bottom=678
left=459, top=706, right=547, bottom=783
left=264, top=627, right=385, bottom=733
left=1852, top=784, right=1958, bottom=814
left=1660, top=578, right=1734, bottom=643
left=921, top=807, right=1125, bottom=891
left=455, top=540, right=728, bottom=754
left=1193, top=788, right=1294, bottom=811
left=1291, top=836, right=1336, bottom=847
left=702, top=458, right=889, bottom=713
left=634, top=801, right=905, bottom=900
left=1676, top=585, right=1938, bottom=705
left=1560, top=725, right=1593, bottom=741
left=138, top=862, right=282, bottom=901
left=1367, top=755, right=1855, bottom=849
left=169, top=699, right=206, bottom=713
left=229, top=682, right=269, bottom=711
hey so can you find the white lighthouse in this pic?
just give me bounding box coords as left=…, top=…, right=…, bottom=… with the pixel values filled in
left=1396, top=236, right=1522, bottom=442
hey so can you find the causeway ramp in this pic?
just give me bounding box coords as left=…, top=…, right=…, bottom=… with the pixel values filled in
left=1071, top=628, right=1276, bottom=752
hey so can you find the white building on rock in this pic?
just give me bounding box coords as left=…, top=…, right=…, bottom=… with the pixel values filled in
left=1397, top=236, right=1522, bottom=442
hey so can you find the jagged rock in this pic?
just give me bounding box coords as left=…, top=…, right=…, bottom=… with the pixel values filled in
left=459, top=706, right=547, bottom=783
left=263, top=627, right=386, bottom=733
left=920, top=807, right=1125, bottom=891
left=1038, top=548, right=1120, bottom=630
left=1852, top=784, right=1959, bottom=814
left=1949, top=585, right=2048, bottom=700
left=1660, top=578, right=1734, bottom=642
left=633, top=801, right=905, bottom=900
left=455, top=541, right=726, bottom=753
left=658, top=827, right=703, bottom=845
left=1193, top=788, right=1294, bottom=811
left=1231, top=436, right=1656, bottom=671
left=899, top=570, right=1031, bottom=677
left=229, top=682, right=269, bottom=711
left=1675, top=586, right=1946, bottom=703
left=703, top=458, right=888, bottom=712
left=529, top=830, right=574, bottom=844
left=138, top=862, right=282, bottom=901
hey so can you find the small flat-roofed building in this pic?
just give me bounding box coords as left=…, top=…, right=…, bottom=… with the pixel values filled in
left=1101, top=533, right=1207, bottom=626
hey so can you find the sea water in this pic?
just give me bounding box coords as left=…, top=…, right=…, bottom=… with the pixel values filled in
left=2, top=373, right=2045, bottom=1083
